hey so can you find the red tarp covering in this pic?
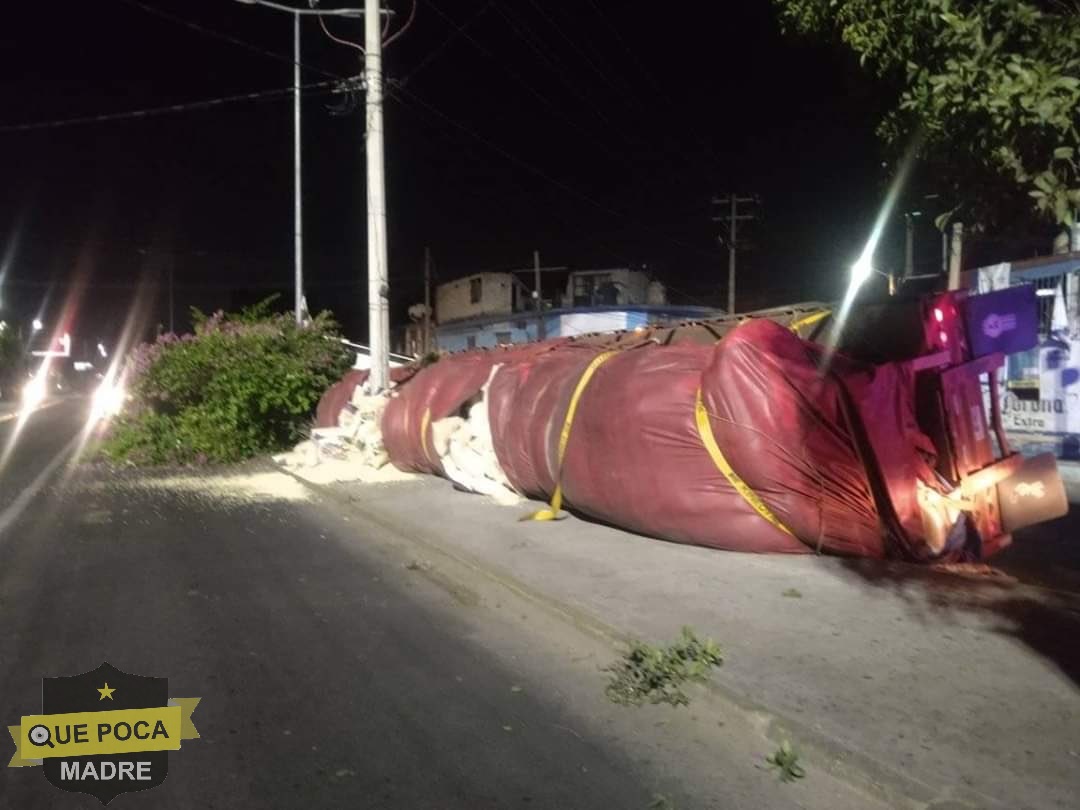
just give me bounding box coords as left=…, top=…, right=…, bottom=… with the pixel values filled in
left=381, top=341, right=568, bottom=476
left=316, top=370, right=369, bottom=429
left=371, top=321, right=948, bottom=559
left=314, top=366, right=416, bottom=429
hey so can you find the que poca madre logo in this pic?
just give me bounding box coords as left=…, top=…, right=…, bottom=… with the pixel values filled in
left=7, top=662, right=200, bottom=804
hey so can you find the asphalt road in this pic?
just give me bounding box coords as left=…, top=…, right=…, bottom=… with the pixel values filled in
left=0, top=399, right=885, bottom=810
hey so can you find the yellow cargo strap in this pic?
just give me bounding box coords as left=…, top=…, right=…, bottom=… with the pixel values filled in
left=788, top=309, right=831, bottom=335
left=420, top=406, right=433, bottom=464
left=694, top=388, right=794, bottom=537
left=523, top=351, right=618, bottom=521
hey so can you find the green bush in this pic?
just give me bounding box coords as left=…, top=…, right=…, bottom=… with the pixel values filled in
left=102, top=299, right=351, bottom=465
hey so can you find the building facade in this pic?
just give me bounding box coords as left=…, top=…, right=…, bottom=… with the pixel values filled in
left=432, top=267, right=720, bottom=352
left=971, top=244, right=1080, bottom=458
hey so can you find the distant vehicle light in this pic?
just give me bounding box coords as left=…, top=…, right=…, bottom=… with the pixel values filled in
left=74, top=361, right=94, bottom=372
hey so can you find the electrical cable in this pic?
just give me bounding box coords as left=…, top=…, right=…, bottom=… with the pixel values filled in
left=234, top=0, right=365, bottom=17
left=317, top=12, right=365, bottom=55
left=421, top=0, right=617, bottom=152
left=386, top=82, right=723, bottom=267
left=115, top=0, right=341, bottom=79
left=580, top=0, right=726, bottom=174
left=105, top=1, right=720, bottom=295
left=520, top=0, right=623, bottom=100
left=382, top=0, right=416, bottom=47
left=488, top=3, right=615, bottom=127
left=386, top=82, right=622, bottom=219
left=397, top=0, right=492, bottom=84
left=0, top=80, right=341, bottom=133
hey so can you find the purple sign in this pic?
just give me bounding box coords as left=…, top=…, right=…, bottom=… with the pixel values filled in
left=963, top=285, right=1038, bottom=358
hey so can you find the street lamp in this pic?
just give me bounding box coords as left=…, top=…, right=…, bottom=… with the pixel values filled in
left=850, top=256, right=897, bottom=296
left=232, top=1, right=364, bottom=329
left=31, top=318, right=42, bottom=332
left=232, top=0, right=391, bottom=393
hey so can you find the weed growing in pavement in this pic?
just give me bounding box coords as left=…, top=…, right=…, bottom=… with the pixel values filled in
left=649, top=794, right=676, bottom=810
left=766, top=741, right=806, bottom=782
left=781, top=588, right=803, bottom=598
left=604, top=626, right=723, bottom=707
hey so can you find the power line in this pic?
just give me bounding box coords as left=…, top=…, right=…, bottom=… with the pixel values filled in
left=398, top=0, right=493, bottom=83
left=387, top=81, right=622, bottom=219
left=382, top=0, right=417, bottom=48
left=316, top=7, right=366, bottom=55
left=487, top=3, right=617, bottom=130
left=520, top=0, right=631, bottom=104
left=0, top=80, right=342, bottom=133
left=387, top=82, right=722, bottom=264
left=580, top=0, right=726, bottom=175
left=421, top=0, right=616, bottom=151
left=233, top=0, right=364, bottom=17
left=115, top=0, right=342, bottom=80
left=487, top=3, right=729, bottom=205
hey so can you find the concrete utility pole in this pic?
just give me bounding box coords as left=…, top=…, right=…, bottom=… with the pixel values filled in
left=366, top=0, right=390, bottom=391
left=533, top=250, right=545, bottom=341
left=293, top=12, right=304, bottom=326
left=712, top=194, right=758, bottom=314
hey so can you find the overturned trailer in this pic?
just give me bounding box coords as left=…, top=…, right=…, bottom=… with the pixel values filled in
left=326, top=286, right=1067, bottom=562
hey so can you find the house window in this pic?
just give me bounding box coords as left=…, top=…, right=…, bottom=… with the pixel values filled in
left=495, top=331, right=512, bottom=345
left=470, top=277, right=483, bottom=304
left=466, top=335, right=476, bottom=349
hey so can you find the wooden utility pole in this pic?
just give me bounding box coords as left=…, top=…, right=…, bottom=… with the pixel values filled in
left=712, top=194, right=759, bottom=314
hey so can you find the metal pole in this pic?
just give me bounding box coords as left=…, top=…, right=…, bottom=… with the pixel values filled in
left=365, top=0, right=389, bottom=390
left=727, top=194, right=736, bottom=314
left=533, top=249, right=545, bottom=341
left=293, top=12, right=303, bottom=326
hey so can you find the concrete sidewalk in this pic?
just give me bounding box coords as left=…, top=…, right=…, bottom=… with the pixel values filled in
left=318, top=475, right=1080, bottom=810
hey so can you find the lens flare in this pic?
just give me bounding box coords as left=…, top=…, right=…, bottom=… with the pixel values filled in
left=818, top=137, right=922, bottom=374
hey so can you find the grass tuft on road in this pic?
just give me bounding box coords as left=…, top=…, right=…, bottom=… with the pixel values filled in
left=604, top=626, right=722, bottom=708
left=767, top=740, right=806, bottom=783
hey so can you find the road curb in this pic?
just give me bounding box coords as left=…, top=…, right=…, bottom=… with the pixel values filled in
left=280, top=465, right=999, bottom=810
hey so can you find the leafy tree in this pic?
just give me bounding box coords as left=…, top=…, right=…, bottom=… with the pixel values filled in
left=774, top=0, right=1080, bottom=231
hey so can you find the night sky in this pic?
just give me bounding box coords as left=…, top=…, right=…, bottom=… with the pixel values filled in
left=0, top=0, right=903, bottom=344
